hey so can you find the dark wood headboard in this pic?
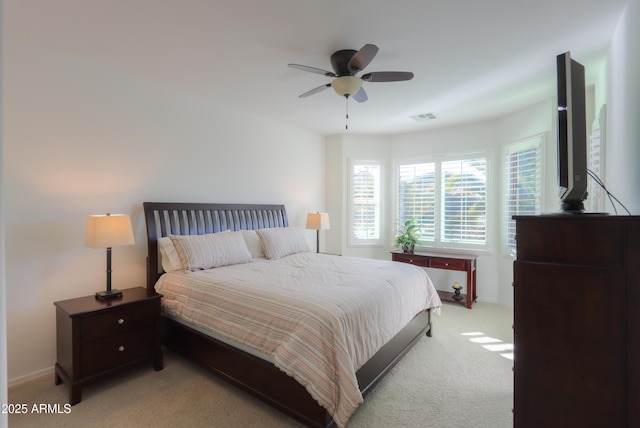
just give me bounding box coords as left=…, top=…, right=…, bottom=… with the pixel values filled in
left=143, top=202, right=288, bottom=290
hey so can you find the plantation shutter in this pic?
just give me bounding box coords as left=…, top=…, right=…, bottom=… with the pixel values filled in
left=398, top=162, right=436, bottom=242
left=587, top=108, right=605, bottom=212
left=505, top=138, right=542, bottom=249
left=351, top=162, right=380, bottom=240
left=441, top=158, right=487, bottom=244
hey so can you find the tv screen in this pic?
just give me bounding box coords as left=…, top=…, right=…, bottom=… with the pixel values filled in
left=557, top=51, right=588, bottom=213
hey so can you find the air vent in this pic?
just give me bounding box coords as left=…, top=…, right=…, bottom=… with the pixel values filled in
left=410, top=112, right=437, bottom=122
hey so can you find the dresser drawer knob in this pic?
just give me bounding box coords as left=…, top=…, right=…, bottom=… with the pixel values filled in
left=409, top=259, right=413, bottom=263
left=118, top=318, right=125, bottom=325
left=118, top=346, right=125, bottom=352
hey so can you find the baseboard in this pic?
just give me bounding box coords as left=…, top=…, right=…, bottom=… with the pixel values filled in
left=475, top=296, right=513, bottom=309
left=8, top=366, right=53, bottom=389
left=494, top=299, right=514, bottom=309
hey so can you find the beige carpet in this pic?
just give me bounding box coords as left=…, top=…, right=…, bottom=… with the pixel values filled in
left=9, top=301, right=513, bottom=428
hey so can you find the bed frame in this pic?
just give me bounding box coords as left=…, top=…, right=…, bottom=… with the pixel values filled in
left=143, top=202, right=433, bottom=427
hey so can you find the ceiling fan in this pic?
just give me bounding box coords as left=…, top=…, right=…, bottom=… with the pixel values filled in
left=288, top=44, right=414, bottom=103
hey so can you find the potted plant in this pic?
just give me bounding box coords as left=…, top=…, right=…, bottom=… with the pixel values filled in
left=394, top=218, right=420, bottom=253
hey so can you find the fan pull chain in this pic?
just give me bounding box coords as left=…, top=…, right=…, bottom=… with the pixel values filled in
left=345, top=95, right=349, bottom=130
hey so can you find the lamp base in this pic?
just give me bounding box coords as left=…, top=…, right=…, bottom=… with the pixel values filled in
left=95, top=289, right=123, bottom=300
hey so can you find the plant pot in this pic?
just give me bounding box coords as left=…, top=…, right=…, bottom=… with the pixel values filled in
left=403, top=243, right=415, bottom=254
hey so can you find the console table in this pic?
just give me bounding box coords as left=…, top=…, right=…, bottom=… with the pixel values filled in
left=391, top=250, right=478, bottom=309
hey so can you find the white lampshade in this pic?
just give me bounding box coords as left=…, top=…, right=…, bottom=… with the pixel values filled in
left=332, top=76, right=363, bottom=97
left=306, top=212, right=330, bottom=231
left=85, top=214, right=135, bottom=248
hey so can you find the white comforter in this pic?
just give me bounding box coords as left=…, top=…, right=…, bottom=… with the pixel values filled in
left=155, top=252, right=441, bottom=427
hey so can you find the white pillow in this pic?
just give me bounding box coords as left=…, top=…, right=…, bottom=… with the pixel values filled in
left=169, top=231, right=253, bottom=271
left=240, top=230, right=265, bottom=259
left=256, top=227, right=310, bottom=260
left=158, top=236, right=182, bottom=272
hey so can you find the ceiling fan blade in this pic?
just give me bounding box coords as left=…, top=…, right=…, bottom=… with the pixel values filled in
left=361, top=71, right=414, bottom=82
left=347, top=44, right=379, bottom=73
left=299, top=83, right=331, bottom=98
left=288, top=63, right=336, bottom=77
left=352, top=86, right=368, bottom=103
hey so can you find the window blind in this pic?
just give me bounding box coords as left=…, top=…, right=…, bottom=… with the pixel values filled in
left=441, top=158, right=487, bottom=244
left=397, top=154, right=488, bottom=249
left=351, top=162, right=381, bottom=241
left=587, top=114, right=604, bottom=212
left=505, top=138, right=542, bottom=249
left=398, top=162, right=436, bottom=241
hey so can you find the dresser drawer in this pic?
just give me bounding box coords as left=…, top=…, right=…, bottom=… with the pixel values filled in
left=429, top=258, right=467, bottom=270
left=81, top=328, right=154, bottom=377
left=514, top=217, right=624, bottom=268
left=81, top=302, right=155, bottom=342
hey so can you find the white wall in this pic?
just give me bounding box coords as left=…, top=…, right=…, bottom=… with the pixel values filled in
left=3, top=36, right=324, bottom=384
left=606, top=0, right=640, bottom=214
left=324, top=135, right=344, bottom=255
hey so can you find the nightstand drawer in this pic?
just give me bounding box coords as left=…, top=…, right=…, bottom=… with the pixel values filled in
left=81, top=328, right=154, bottom=377
left=429, top=258, right=467, bottom=270
left=81, top=303, right=155, bottom=342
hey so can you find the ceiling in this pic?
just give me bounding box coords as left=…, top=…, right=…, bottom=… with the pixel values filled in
left=5, top=0, right=628, bottom=136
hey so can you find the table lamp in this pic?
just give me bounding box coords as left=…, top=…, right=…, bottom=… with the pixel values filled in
left=85, top=213, right=135, bottom=299
left=306, top=212, right=330, bottom=253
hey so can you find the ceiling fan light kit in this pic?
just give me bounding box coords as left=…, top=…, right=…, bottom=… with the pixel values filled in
left=332, top=76, right=363, bottom=97
left=288, top=43, right=414, bottom=129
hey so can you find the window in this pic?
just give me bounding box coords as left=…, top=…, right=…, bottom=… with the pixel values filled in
left=397, top=153, right=488, bottom=250
left=441, top=158, right=487, bottom=245
left=398, top=162, right=436, bottom=241
left=504, top=135, right=543, bottom=251
left=349, top=160, right=382, bottom=245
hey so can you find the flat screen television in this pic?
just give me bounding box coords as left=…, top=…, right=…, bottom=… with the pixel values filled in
left=556, top=51, right=588, bottom=213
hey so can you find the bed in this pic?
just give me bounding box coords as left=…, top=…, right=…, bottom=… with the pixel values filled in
left=143, top=202, right=441, bottom=427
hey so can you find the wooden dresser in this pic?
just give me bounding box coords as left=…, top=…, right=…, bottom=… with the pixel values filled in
left=54, top=287, right=163, bottom=405
left=513, top=215, right=639, bottom=427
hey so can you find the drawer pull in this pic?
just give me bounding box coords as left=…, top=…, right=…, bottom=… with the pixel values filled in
left=445, top=262, right=449, bottom=266
left=409, top=259, right=413, bottom=263
left=118, top=346, right=125, bottom=352
left=118, top=318, right=125, bottom=325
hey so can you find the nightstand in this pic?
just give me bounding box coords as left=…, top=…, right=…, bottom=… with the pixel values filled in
left=54, top=287, right=163, bottom=405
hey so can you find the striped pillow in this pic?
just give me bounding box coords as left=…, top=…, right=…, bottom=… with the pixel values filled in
left=158, top=236, right=182, bottom=272
left=256, top=227, right=310, bottom=259
left=169, top=231, right=252, bottom=271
